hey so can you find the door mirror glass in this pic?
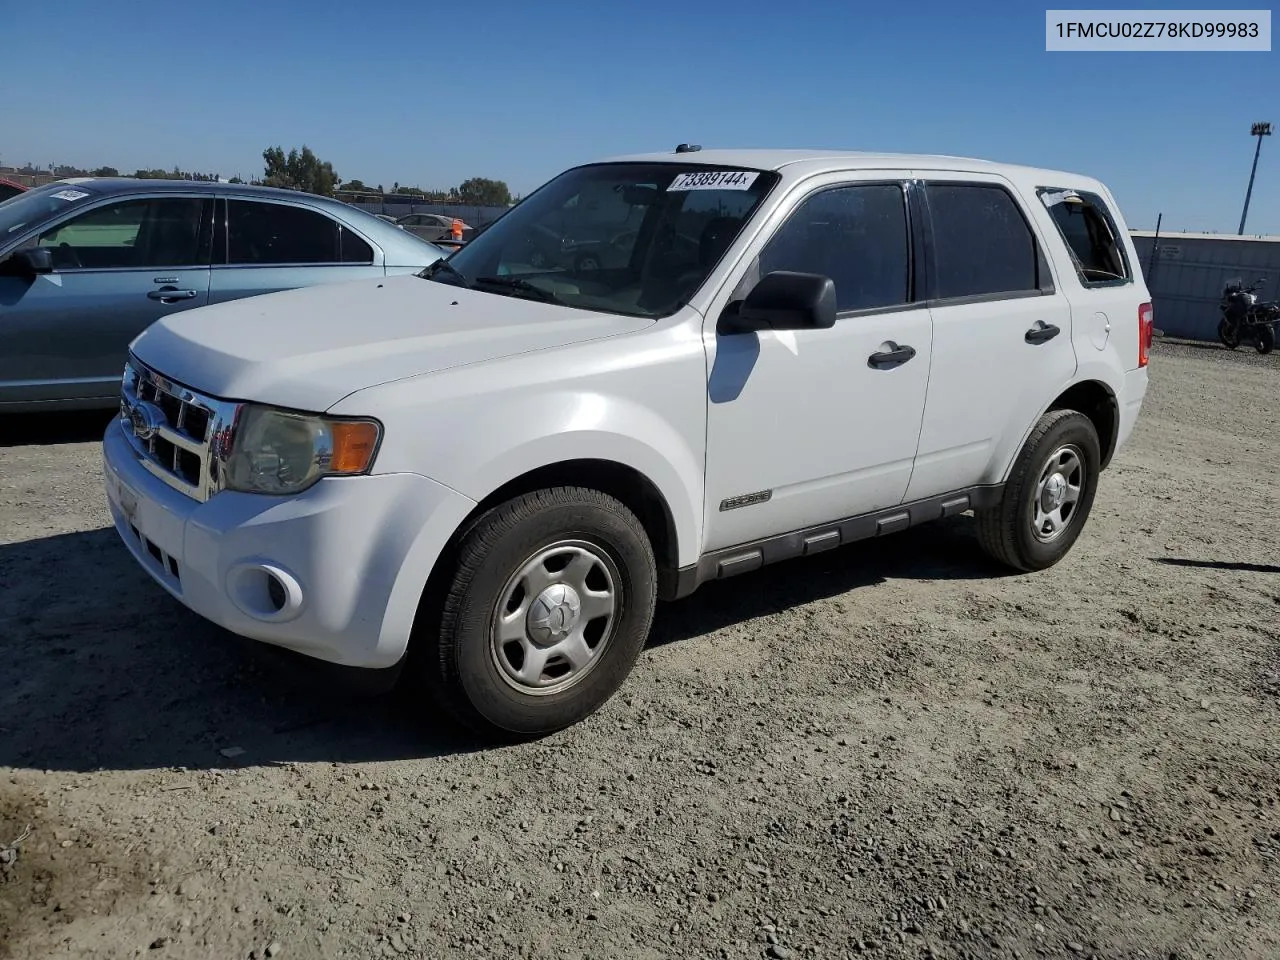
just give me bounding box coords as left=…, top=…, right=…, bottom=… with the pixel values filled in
left=719, top=270, right=837, bottom=334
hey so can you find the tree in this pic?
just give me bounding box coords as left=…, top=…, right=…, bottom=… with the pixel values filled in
left=342, top=178, right=369, bottom=192
left=456, top=177, right=512, bottom=206
left=262, top=145, right=339, bottom=196
left=91, top=166, right=119, bottom=178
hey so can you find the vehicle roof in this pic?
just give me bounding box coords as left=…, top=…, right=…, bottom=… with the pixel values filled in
left=21, top=178, right=445, bottom=262
left=44, top=177, right=356, bottom=204
left=596, top=148, right=1100, bottom=187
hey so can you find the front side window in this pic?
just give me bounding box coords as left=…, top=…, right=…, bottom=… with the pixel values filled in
left=227, top=200, right=343, bottom=265
left=1040, top=188, right=1130, bottom=284
left=753, top=183, right=911, bottom=313
left=924, top=183, right=1042, bottom=300
left=35, top=197, right=206, bottom=270
left=424, top=162, right=779, bottom=319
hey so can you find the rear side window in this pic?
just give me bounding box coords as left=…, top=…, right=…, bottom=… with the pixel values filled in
left=1039, top=188, right=1130, bottom=285
left=227, top=200, right=342, bottom=265
left=923, top=183, right=1047, bottom=300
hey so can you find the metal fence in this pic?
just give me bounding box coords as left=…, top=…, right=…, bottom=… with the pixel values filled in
left=1131, top=231, right=1280, bottom=340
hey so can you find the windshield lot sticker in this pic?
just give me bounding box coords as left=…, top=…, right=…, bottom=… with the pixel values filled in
left=668, top=171, right=759, bottom=191
left=51, top=189, right=90, bottom=201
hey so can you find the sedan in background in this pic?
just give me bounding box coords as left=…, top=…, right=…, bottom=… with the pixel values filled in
left=0, top=178, right=445, bottom=410
left=396, top=212, right=473, bottom=243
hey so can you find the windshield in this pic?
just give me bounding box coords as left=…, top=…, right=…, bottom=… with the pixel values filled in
left=424, top=162, right=779, bottom=318
left=0, top=183, right=99, bottom=248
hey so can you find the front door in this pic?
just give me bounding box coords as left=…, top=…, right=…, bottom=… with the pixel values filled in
left=701, top=178, right=934, bottom=553
left=0, top=195, right=213, bottom=405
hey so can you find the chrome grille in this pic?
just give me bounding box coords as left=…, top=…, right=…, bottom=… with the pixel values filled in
left=120, top=357, right=241, bottom=502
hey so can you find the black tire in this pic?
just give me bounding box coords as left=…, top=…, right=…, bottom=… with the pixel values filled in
left=1218, top=319, right=1240, bottom=350
left=416, top=487, right=656, bottom=740
left=574, top=253, right=601, bottom=273
left=1254, top=324, right=1275, bottom=355
left=975, top=409, right=1101, bottom=573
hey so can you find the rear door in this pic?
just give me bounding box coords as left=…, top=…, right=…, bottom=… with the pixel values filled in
left=208, top=197, right=385, bottom=305
left=903, top=174, right=1077, bottom=502
left=0, top=194, right=213, bottom=405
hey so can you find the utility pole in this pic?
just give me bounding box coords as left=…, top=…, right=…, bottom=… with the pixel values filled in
left=1238, top=122, right=1272, bottom=235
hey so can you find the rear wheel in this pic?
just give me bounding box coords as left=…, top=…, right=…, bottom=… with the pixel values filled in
left=975, top=409, right=1101, bottom=572
left=1218, top=319, right=1240, bottom=349
left=1254, top=324, right=1275, bottom=355
left=416, top=487, right=656, bottom=739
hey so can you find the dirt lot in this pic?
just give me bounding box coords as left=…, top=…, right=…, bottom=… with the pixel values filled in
left=1, top=338, right=1278, bottom=960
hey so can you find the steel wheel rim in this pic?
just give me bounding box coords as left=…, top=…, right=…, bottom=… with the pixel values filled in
left=1031, top=443, right=1085, bottom=543
left=489, top=539, right=619, bottom=696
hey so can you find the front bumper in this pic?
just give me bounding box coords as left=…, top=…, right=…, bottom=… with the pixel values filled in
left=101, top=418, right=476, bottom=669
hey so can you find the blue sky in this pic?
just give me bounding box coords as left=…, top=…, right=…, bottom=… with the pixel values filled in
left=4, top=0, right=1277, bottom=234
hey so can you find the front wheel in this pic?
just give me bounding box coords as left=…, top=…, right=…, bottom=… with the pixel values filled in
left=1254, top=324, right=1275, bottom=355
left=975, top=409, right=1101, bottom=572
left=416, top=487, right=657, bottom=739
left=1218, top=318, right=1240, bottom=349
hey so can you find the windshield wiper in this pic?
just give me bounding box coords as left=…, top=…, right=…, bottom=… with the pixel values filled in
left=420, top=259, right=470, bottom=287
left=472, top=275, right=561, bottom=304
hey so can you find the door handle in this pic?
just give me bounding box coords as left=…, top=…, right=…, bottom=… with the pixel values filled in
left=1025, top=321, right=1061, bottom=344
left=867, top=343, right=917, bottom=369
left=148, top=287, right=197, bottom=302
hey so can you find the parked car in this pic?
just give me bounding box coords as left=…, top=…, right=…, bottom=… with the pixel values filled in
left=0, top=178, right=28, bottom=203
left=396, top=212, right=472, bottom=242
left=0, top=178, right=444, bottom=410
left=103, top=148, right=1151, bottom=740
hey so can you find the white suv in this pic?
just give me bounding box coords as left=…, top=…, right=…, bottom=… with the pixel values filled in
left=102, top=148, right=1152, bottom=738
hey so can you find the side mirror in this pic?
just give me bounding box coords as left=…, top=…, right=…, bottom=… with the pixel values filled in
left=5, top=247, right=54, bottom=278
left=719, top=271, right=837, bottom=335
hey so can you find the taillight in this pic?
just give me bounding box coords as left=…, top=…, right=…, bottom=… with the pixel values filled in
left=1138, top=302, right=1153, bottom=367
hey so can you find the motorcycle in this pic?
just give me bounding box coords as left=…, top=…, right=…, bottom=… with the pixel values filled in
left=1218, top=277, right=1280, bottom=355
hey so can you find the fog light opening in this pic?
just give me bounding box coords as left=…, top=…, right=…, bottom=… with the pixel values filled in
left=227, top=562, right=304, bottom=623
left=266, top=571, right=287, bottom=612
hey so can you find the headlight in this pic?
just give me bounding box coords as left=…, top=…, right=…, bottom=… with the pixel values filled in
left=223, top=405, right=382, bottom=495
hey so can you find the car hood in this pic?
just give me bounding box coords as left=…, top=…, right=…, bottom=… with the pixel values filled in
left=130, top=274, right=655, bottom=411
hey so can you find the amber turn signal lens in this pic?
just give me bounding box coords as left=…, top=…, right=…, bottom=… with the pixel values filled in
left=329, top=420, right=381, bottom=473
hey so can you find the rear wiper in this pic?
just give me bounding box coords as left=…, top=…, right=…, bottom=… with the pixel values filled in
left=472, top=275, right=561, bottom=304
left=421, top=259, right=470, bottom=286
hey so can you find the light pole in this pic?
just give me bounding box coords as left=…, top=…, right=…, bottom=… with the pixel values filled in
left=1238, top=122, right=1272, bottom=235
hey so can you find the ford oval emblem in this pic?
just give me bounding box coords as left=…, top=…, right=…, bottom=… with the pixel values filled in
left=128, top=400, right=166, bottom=441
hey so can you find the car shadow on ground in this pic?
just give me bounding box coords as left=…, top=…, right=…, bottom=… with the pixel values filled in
left=1154, top=556, right=1280, bottom=575
left=0, top=409, right=117, bottom=447
left=0, top=517, right=1006, bottom=774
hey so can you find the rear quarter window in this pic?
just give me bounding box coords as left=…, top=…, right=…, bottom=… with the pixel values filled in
left=1038, top=188, right=1131, bottom=286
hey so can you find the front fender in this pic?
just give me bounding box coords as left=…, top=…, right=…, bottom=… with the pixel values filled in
left=450, top=396, right=705, bottom=568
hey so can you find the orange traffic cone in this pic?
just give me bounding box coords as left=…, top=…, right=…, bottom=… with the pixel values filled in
left=451, top=218, right=463, bottom=242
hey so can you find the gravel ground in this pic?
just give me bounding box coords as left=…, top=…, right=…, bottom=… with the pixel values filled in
left=1, top=337, right=1278, bottom=960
